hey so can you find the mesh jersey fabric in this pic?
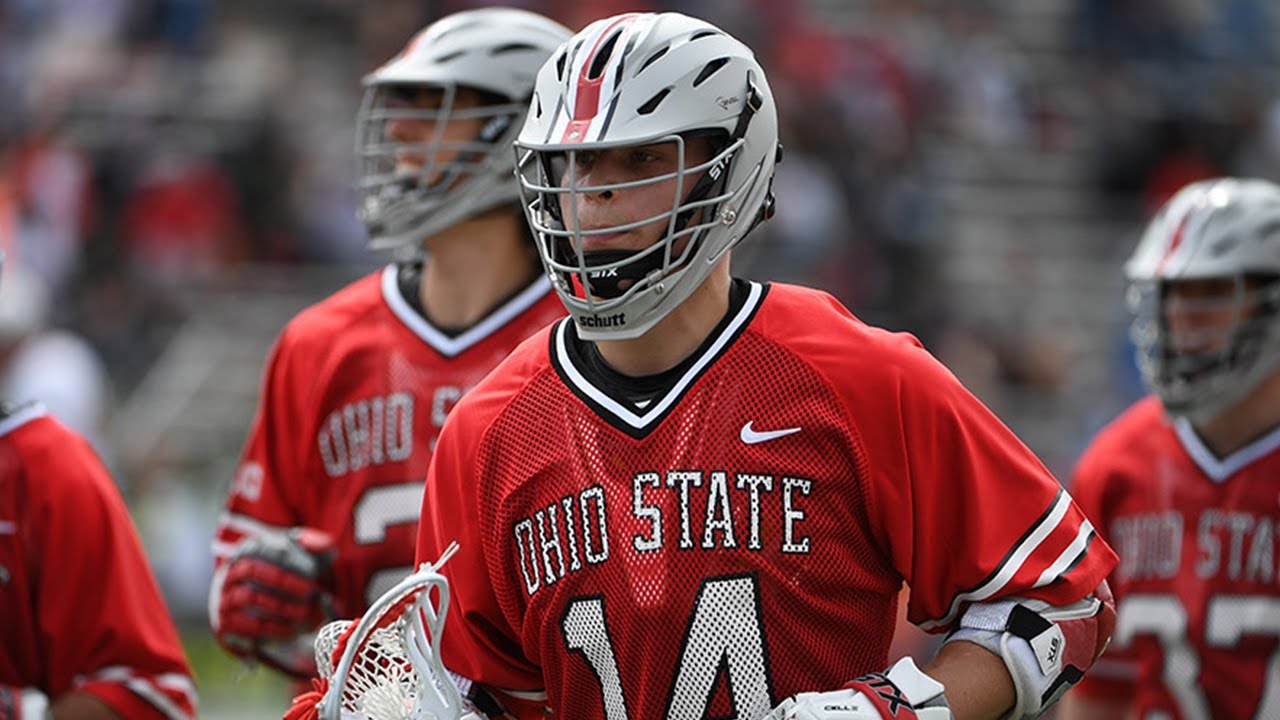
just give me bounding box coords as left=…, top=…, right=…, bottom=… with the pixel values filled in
left=213, top=264, right=564, bottom=618
left=0, top=404, right=197, bottom=719
left=1071, top=395, right=1280, bottom=718
left=418, top=280, right=1115, bottom=718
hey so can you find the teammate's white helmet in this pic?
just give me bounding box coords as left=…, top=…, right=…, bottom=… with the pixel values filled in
left=356, top=8, right=572, bottom=252
left=515, top=12, right=780, bottom=340
left=1126, top=177, right=1280, bottom=424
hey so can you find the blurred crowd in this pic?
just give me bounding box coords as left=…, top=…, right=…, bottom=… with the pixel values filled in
left=1, top=0, right=1279, bottom=704
left=0, top=0, right=1070, bottom=405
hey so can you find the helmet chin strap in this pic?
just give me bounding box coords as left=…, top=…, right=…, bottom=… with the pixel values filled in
left=577, top=248, right=666, bottom=299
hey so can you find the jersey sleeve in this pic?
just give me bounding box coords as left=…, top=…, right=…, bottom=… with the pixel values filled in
left=414, top=396, right=544, bottom=699
left=855, top=337, right=1118, bottom=631
left=1062, top=443, right=1137, bottom=701
left=212, top=328, right=309, bottom=565
left=35, top=427, right=197, bottom=719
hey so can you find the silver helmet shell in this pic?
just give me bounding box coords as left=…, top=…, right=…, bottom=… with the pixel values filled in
left=515, top=12, right=780, bottom=340
left=1126, top=177, right=1280, bottom=423
left=356, top=8, right=572, bottom=252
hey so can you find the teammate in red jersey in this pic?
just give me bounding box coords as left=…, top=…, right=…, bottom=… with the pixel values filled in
left=414, top=12, right=1117, bottom=720
left=0, top=401, right=197, bottom=720
left=208, top=8, right=571, bottom=678
left=1062, top=178, right=1280, bottom=720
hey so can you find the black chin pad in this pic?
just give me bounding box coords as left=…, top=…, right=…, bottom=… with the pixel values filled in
left=580, top=249, right=664, bottom=299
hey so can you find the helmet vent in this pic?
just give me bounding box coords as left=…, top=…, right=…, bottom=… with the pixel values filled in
left=637, top=46, right=669, bottom=74
left=692, top=57, right=728, bottom=87
left=636, top=88, right=671, bottom=115
left=434, top=50, right=465, bottom=64
left=690, top=29, right=719, bottom=41
left=555, top=51, right=568, bottom=81
left=588, top=31, right=623, bottom=80
left=491, top=42, right=538, bottom=55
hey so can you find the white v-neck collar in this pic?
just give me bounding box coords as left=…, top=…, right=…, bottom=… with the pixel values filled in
left=1173, top=415, right=1280, bottom=483
left=553, top=281, right=765, bottom=433
left=0, top=402, right=46, bottom=438
left=381, top=265, right=551, bottom=358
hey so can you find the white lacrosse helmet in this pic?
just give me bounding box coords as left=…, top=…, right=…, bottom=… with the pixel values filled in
left=356, top=8, right=572, bottom=252
left=515, top=12, right=781, bottom=340
left=1126, top=177, right=1280, bottom=424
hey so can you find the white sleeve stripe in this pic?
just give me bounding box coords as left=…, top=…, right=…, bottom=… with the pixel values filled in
left=210, top=540, right=237, bottom=559
left=1034, top=520, right=1096, bottom=588
left=920, top=491, right=1072, bottom=631
left=124, top=678, right=193, bottom=720
left=214, top=512, right=289, bottom=538
left=210, top=512, right=287, bottom=559
left=500, top=687, right=549, bottom=701
left=79, top=667, right=197, bottom=695
left=74, top=667, right=196, bottom=720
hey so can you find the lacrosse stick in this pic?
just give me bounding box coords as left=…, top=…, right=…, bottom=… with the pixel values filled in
left=306, top=543, right=472, bottom=720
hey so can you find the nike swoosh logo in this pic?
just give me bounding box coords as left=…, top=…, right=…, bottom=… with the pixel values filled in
left=740, top=422, right=802, bottom=444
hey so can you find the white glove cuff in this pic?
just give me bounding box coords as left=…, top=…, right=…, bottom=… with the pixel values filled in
left=22, top=688, right=50, bottom=720
left=947, top=596, right=1104, bottom=720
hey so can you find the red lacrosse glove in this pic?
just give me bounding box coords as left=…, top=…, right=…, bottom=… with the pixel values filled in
left=212, top=527, right=337, bottom=677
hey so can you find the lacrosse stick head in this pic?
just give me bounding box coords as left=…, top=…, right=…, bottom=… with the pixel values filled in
left=315, top=544, right=466, bottom=720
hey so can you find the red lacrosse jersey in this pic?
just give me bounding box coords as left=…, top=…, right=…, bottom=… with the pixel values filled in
left=417, top=280, right=1116, bottom=718
left=1070, top=395, right=1280, bottom=719
left=213, top=265, right=563, bottom=617
left=0, top=403, right=196, bottom=719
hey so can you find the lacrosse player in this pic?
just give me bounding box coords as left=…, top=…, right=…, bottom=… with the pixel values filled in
left=0, top=398, right=196, bottom=719
left=1064, top=178, right=1280, bottom=719
left=209, top=8, right=571, bottom=679
left=415, top=11, right=1117, bottom=720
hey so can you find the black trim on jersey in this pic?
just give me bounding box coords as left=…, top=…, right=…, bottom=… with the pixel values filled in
left=549, top=279, right=768, bottom=440
left=923, top=487, right=1070, bottom=631
left=1055, top=529, right=1096, bottom=579
left=975, top=486, right=1064, bottom=592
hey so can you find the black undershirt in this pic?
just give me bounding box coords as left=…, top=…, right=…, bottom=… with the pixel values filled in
left=566, top=278, right=751, bottom=407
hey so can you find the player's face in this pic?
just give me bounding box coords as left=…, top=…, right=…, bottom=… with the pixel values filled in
left=384, top=85, right=487, bottom=182
left=556, top=136, right=714, bottom=254
left=1163, top=278, right=1250, bottom=354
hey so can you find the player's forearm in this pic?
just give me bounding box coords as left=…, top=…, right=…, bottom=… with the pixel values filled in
left=50, top=692, right=123, bottom=720
left=923, top=639, right=1014, bottom=720
left=1057, top=693, right=1131, bottom=720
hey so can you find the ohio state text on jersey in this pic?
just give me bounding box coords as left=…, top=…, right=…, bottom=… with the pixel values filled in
left=0, top=403, right=196, bottom=720
left=213, top=265, right=563, bottom=616
left=1072, top=396, right=1280, bottom=718
left=417, top=280, right=1116, bottom=718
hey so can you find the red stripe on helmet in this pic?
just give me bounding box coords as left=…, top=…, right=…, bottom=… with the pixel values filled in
left=571, top=14, right=641, bottom=123
left=560, top=120, right=593, bottom=144
left=1156, top=213, right=1191, bottom=274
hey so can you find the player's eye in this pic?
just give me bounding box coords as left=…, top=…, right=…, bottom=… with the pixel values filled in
left=567, top=151, right=598, bottom=176
left=629, top=150, right=659, bottom=164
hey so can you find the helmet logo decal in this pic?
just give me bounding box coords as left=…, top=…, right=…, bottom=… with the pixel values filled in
left=715, top=95, right=741, bottom=110
left=580, top=312, right=627, bottom=329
